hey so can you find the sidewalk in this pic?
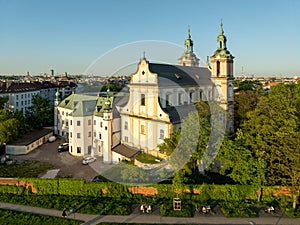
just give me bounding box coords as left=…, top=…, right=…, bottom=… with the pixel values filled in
left=0, top=202, right=299, bottom=225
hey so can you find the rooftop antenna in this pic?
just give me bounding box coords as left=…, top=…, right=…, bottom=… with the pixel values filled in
left=242, top=66, right=245, bottom=79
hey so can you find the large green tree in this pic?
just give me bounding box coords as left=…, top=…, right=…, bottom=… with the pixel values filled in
left=0, top=110, right=23, bottom=145
left=219, top=83, right=300, bottom=207
left=0, top=96, right=8, bottom=109
left=26, top=94, right=54, bottom=128
left=218, top=131, right=267, bottom=202
left=240, top=83, right=299, bottom=207
left=234, top=90, right=262, bottom=130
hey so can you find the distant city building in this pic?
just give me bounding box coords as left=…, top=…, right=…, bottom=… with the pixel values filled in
left=0, top=81, right=77, bottom=115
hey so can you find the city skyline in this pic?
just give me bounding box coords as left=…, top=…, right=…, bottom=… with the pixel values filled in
left=0, top=0, right=299, bottom=77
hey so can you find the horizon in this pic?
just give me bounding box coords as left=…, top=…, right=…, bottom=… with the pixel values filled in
left=0, top=0, right=299, bottom=77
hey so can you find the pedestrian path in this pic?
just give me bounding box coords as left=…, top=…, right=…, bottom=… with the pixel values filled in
left=0, top=202, right=299, bottom=225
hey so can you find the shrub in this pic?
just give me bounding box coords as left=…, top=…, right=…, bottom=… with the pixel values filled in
left=136, top=153, right=160, bottom=164
left=219, top=201, right=257, bottom=218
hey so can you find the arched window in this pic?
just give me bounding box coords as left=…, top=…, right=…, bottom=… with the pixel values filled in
left=166, top=94, right=170, bottom=107
left=141, top=94, right=145, bottom=106
left=216, top=61, right=220, bottom=77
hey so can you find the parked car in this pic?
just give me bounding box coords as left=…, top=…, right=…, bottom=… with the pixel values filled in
left=57, top=143, right=69, bottom=152
left=48, top=136, right=56, bottom=142
left=92, top=175, right=110, bottom=182
left=82, top=157, right=96, bottom=165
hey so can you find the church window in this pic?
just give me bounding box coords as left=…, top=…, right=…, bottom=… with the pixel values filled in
left=142, top=71, right=145, bottom=75
left=77, top=133, right=81, bottom=138
left=77, top=147, right=81, bottom=154
left=217, top=61, right=220, bottom=77
left=70, top=132, right=72, bottom=138
left=178, top=93, right=183, bottom=105
left=141, top=125, right=145, bottom=134
left=166, top=94, right=170, bottom=107
left=189, top=91, right=195, bottom=103
left=124, top=121, right=128, bottom=130
left=219, top=41, right=222, bottom=49
left=99, top=133, right=101, bottom=139
left=94, top=120, right=96, bottom=125
left=88, top=132, right=91, bottom=137
left=88, top=120, right=91, bottom=125
left=77, top=121, right=80, bottom=126
left=208, top=90, right=211, bottom=99
left=100, top=122, right=103, bottom=127
left=70, top=120, right=72, bottom=125
left=141, top=94, right=145, bottom=106
left=159, top=129, right=164, bottom=139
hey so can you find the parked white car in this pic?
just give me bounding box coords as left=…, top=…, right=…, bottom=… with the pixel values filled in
left=48, top=136, right=56, bottom=142
left=82, top=157, right=96, bottom=165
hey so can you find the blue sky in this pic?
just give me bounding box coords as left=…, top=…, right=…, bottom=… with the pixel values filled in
left=0, top=0, right=299, bottom=77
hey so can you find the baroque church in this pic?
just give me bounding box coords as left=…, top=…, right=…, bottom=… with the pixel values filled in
left=54, top=23, right=234, bottom=163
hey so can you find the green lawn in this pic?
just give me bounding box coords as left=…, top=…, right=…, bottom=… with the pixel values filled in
left=136, top=153, right=160, bottom=164
left=0, top=160, right=54, bottom=178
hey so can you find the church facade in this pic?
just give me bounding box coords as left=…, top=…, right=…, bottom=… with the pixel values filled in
left=118, top=23, right=234, bottom=159
left=54, top=23, right=234, bottom=163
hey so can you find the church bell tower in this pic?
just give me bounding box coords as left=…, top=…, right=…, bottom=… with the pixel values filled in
left=210, top=22, right=235, bottom=134
left=178, top=27, right=200, bottom=67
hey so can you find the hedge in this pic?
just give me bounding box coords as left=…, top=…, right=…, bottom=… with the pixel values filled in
left=0, top=178, right=294, bottom=204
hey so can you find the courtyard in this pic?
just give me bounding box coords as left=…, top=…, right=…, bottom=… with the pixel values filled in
left=6, top=137, right=113, bottom=181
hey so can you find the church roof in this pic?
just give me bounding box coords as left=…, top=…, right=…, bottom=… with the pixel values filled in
left=148, top=63, right=213, bottom=87
left=163, top=104, right=197, bottom=124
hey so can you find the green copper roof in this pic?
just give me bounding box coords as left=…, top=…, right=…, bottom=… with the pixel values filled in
left=59, top=94, right=97, bottom=117
left=213, top=22, right=233, bottom=57
left=94, top=96, right=114, bottom=117
left=184, top=26, right=194, bottom=53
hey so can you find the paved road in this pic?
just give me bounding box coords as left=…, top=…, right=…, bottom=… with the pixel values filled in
left=0, top=202, right=299, bottom=225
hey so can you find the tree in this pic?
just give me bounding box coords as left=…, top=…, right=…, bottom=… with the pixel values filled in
left=0, top=96, right=8, bottom=109
left=241, top=83, right=300, bottom=207
left=234, top=90, right=261, bottom=130
left=158, top=129, right=180, bottom=156
left=235, top=80, right=263, bottom=92
left=26, top=94, right=54, bottom=128
left=100, top=83, right=122, bottom=92
left=0, top=109, right=23, bottom=145
left=218, top=131, right=267, bottom=202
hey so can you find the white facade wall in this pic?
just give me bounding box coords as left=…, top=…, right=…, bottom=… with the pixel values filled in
left=69, top=116, right=93, bottom=156
left=8, top=90, right=40, bottom=115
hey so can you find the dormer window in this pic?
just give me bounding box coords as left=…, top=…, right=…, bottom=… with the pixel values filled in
left=174, top=73, right=181, bottom=79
